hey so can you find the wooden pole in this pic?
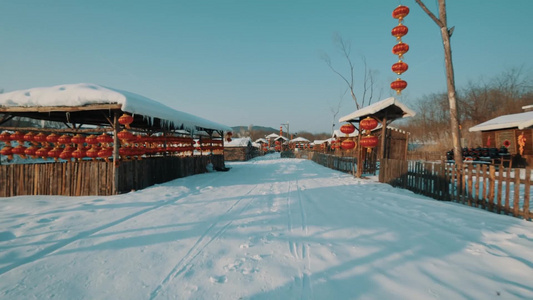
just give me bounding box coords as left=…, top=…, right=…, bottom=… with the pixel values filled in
left=112, top=112, right=120, bottom=195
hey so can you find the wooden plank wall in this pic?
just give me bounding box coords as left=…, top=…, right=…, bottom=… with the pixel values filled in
left=380, top=158, right=532, bottom=221
left=0, top=155, right=224, bottom=197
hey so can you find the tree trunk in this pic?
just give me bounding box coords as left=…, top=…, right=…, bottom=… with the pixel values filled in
left=437, top=0, right=463, bottom=170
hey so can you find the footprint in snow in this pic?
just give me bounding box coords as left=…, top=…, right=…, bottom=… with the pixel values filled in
left=209, top=275, right=227, bottom=284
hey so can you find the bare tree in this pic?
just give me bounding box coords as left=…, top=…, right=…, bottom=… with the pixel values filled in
left=321, top=33, right=378, bottom=110
left=415, top=0, right=463, bottom=169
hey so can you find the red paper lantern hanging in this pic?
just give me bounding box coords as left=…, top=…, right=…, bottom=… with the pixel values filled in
left=392, top=61, right=409, bottom=75
left=391, top=25, right=408, bottom=40
left=0, top=131, right=12, bottom=144
left=360, top=117, right=378, bottom=131
left=46, top=133, right=59, bottom=144
left=23, top=132, right=35, bottom=143
left=391, top=78, right=408, bottom=94
left=117, top=129, right=134, bottom=141
left=340, top=123, right=356, bottom=135
left=34, top=132, right=48, bottom=144
left=1, top=146, right=13, bottom=159
left=392, top=5, right=410, bottom=21
left=25, top=145, right=38, bottom=158
left=341, top=139, right=356, bottom=150
left=71, top=134, right=85, bottom=145
left=58, top=134, right=72, bottom=145
left=392, top=42, right=409, bottom=58
left=12, top=145, right=27, bottom=158
left=10, top=131, right=24, bottom=143
left=85, top=135, right=98, bottom=145
left=72, top=149, right=86, bottom=160
left=36, top=147, right=50, bottom=159
left=118, top=113, right=134, bottom=129
left=97, top=133, right=113, bottom=144
left=360, top=135, right=379, bottom=148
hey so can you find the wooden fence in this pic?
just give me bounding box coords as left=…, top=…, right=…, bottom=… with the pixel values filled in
left=379, top=159, right=532, bottom=221
left=0, top=155, right=224, bottom=197
left=294, top=151, right=358, bottom=175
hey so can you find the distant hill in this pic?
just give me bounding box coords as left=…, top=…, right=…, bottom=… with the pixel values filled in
left=231, top=125, right=278, bottom=133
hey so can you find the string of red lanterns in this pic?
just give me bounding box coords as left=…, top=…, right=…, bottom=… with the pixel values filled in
left=391, top=5, right=410, bottom=95
left=0, top=130, right=225, bottom=162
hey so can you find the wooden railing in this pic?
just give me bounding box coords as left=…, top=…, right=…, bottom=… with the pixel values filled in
left=379, top=159, right=532, bottom=221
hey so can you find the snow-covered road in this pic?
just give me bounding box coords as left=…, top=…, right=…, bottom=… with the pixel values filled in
left=1, top=153, right=533, bottom=299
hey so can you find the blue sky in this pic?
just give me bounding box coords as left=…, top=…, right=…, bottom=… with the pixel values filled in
left=0, top=1, right=531, bottom=134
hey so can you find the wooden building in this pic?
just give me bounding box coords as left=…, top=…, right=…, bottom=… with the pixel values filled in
left=469, top=109, right=533, bottom=166
left=223, top=137, right=257, bottom=161
left=0, top=83, right=232, bottom=196
left=339, top=97, right=414, bottom=177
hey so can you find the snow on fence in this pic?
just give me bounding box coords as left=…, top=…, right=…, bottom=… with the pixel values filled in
left=380, top=159, right=532, bottom=221
left=0, top=155, right=224, bottom=197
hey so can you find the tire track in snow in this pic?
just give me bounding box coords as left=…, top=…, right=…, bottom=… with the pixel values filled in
left=286, top=179, right=313, bottom=299
left=149, top=185, right=257, bottom=300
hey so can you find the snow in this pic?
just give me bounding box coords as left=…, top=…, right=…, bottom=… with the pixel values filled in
left=225, top=137, right=252, bottom=148
left=469, top=111, right=533, bottom=132
left=339, top=97, right=416, bottom=123
left=1, top=153, right=533, bottom=299
left=290, top=137, right=310, bottom=143
left=0, top=83, right=232, bottom=133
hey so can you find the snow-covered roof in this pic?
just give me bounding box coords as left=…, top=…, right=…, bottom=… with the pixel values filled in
left=313, top=139, right=328, bottom=145
left=0, top=83, right=232, bottom=132
left=469, top=111, right=533, bottom=132
left=265, top=133, right=279, bottom=139
left=254, top=138, right=267, bottom=144
left=339, top=97, right=415, bottom=123
left=290, top=137, right=310, bottom=143
left=275, top=136, right=288, bottom=141
left=225, top=137, right=252, bottom=148
left=332, top=129, right=358, bottom=138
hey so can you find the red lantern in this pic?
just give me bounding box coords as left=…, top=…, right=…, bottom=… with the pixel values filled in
left=117, top=129, right=134, bottom=141
left=59, top=147, right=74, bottom=160
left=36, top=147, right=50, bottom=158
left=1, top=146, right=13, bottom=159
left=85, top=135, right=98, bottom=145
left=72, top=149, right=86, bottom=160
left=46, top=133, right=59, bottom=144
left=86, top=147, right=100, bottom=159
left=341, top=139, right=356, bottom=150
left=391, top=25, right=408, bottom=39
left=0, top=131, right=12, bottom=143
left=360, top=135, right=379, bottom=148
left=12, top=145, right=27, bottom=156
left=25, top=145, right=38, bottom=157
left=360, top=117, right=378, bottom=131
left=71, top=134, right=86, bottom=145
left=118, top=113, right=134, bottom=129
left=340, top=123, right=356, bottom=135
left=48, top=147, right=63, bottom=158
left=34, top=133, right=48, bottom=144
left=24, top=132, right=35, bottom=143
left=58, top=134, right=72, bottom=145
left=391, top=78, right=408, bottom=94
left=98, top=147, right=113, bottom=159
left=392, top=5, right=410, bottom=21
left=392, top=61, right=408, bottom=75
left=97, top=133, right=113, bottom=144
left=10, top=131, right=24, bottom=143
left=392, top=42, right=409, bottom=57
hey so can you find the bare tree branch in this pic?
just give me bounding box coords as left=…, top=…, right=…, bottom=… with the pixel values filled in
left=414, top=0, right=444, bottom=27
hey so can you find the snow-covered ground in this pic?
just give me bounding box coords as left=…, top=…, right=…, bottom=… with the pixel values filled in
left=1, top=153, right=532, bottom=299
